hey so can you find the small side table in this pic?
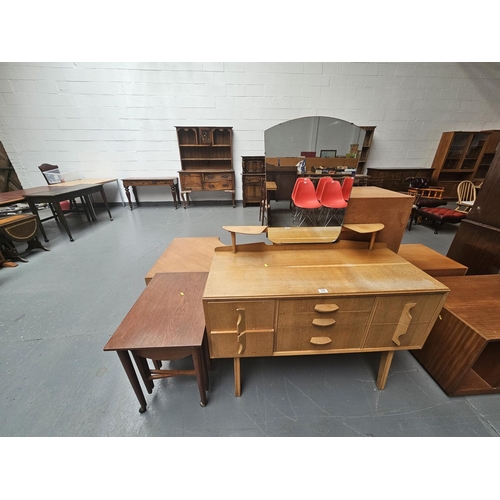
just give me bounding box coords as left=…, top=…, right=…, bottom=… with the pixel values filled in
left=104, top=272, right=209, bottom=413
left=122, top=177, right=180, bottom=210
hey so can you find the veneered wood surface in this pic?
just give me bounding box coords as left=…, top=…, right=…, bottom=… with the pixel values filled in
left=343, top=186, right=414, bottom=252
left=204, top=241, right=449, bottom=300
left=429, top=275, right=500, bottom=341
left=104, top=272, right=208, bottom=351
left=144, top=237, right=224, bottom=284
left=398, top=243, right=468, bottom=277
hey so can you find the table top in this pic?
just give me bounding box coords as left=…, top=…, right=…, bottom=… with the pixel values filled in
left=61, top=178, right=118, bottom=186
left=144, top=237, right=225, bottom=283
left=104, top=272, right=208, bottom=351
left=432, top=275, right=500, bottom=341
left=203, top=241, right=449, bottom=300
left=350, top=186, right=412, bottom=199
left=121, top=177, right=177, bottom=182
left=398, top=244, right=468, bottom=276
left=22, top=183, right=101, bottom=198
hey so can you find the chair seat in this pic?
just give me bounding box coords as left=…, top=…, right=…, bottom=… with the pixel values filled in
left=414, top=207, right=467, bottom=234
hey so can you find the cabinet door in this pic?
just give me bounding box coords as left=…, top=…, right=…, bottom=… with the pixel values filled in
left=179, top=172, right=202, bottom=190
left=363, top=294, right=444, bottom=349
left=204, top=300, right=275, bottom=358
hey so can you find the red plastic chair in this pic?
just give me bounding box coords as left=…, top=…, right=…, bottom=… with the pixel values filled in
left=320, top=180, right=348, bottom=226
left=342, top=176, right=354, bottom=202
left=293, top=178, right=322, bottom=226
left=316, top=176, right=333, bottom=201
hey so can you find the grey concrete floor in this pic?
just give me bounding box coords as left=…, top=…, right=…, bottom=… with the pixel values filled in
left=1, top=199, right=499, bottom=439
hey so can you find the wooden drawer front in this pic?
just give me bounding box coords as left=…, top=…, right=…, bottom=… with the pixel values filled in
left=363, top=294, right=443, bottom=349
left=244, top=175, right=264, bottom=185
left=203, top=180, right=234, bottom=191
left=276, top=324, right=367, bottom=352
left=203, top=173, right=233, bottom=183
left=278, top=297, right=374, bottom=328
left=205, top=300, right=275, bottom=358
left=276, top=298, right=373, bottom=352
left=180, top=173, right=202, bottom=189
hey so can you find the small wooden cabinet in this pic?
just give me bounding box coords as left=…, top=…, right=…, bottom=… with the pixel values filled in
left=366, top=167, right=434, bottom=192
left=430, top=130, right=500, bottom=198
left=241, top=156, right=265, bottom=207
left=413, top=275, right=500, bottom=396
left=176, top=126, right=235, bottom=206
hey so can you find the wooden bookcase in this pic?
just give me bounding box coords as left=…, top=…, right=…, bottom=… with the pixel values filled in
left=241, top=156, right=265, bottom=207
left=176, top=126, right=235, bottom=206
left=357, top=126, right=376, bottom=174
left=430, top=130, right=500, bottom=198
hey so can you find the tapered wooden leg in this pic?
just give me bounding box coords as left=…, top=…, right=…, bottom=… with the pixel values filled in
left=234, top=357, right=241, bottom=397
left=117, top=351, right=147, bottom=413
left=125, top=186, right=133, bottom=210
left=132, top=352, right=154, bottom=393
left=377, top=351, right=395, bottom=389
left=192, top=349, right=208, bottom=407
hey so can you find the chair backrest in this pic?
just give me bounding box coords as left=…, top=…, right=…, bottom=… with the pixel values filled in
left=38, top=163, right=62, bottom=185
left=291, top=177, right=313, bottom=202
left=320, top=180, right=348, bottom=209
left=294, top=178, right=321, bottom=207
left=406, top=177, right=430, bottom=189
left=315, top=176, right=333, bottom=201
left=457, top=180, right=476, bottom=203
left=341, top=176, right=354, bottom=201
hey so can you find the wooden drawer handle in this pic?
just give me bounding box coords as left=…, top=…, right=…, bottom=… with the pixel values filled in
left=314, top=304, right=339, bottom=313
left=236, top=308, right=246, bottom=354
left=392, top=303, right=416, bottom=346
left=312, top=318, right=336, bottom=327
left=310, top=337, right=332, bottom=345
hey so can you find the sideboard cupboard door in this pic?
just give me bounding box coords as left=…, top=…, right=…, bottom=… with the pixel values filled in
left=204, top=300, right=275, bottom=358
left=362, top=294, right=446, bottom=349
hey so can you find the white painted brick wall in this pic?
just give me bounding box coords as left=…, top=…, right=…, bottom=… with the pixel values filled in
left=1, top=62, right=500, bottom=203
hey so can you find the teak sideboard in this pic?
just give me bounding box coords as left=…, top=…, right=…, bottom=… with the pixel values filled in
left=202, top=241, right=449, bottom=396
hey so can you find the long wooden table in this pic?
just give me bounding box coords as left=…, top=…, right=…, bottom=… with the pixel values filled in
left=121, top=177, right=180, bottom=210
left=202, top=240, right=449, bottom=396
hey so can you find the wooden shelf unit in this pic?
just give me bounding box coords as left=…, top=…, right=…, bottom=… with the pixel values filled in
left=430, top=130, right=500, bottom=198
left=176, top=126, right=235, bottom=206
left=241, top=156, right=265, bottom=207
left=357, top=126, right=376, bottom=174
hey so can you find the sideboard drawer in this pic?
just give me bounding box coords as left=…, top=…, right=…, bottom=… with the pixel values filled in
left=203, top=181, right=234, bottom=191
left=276, top=297, right=373, bottom=352
left=276, top=324, right=367, bottom=352
left=203, top=173, right=233, bottom=183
